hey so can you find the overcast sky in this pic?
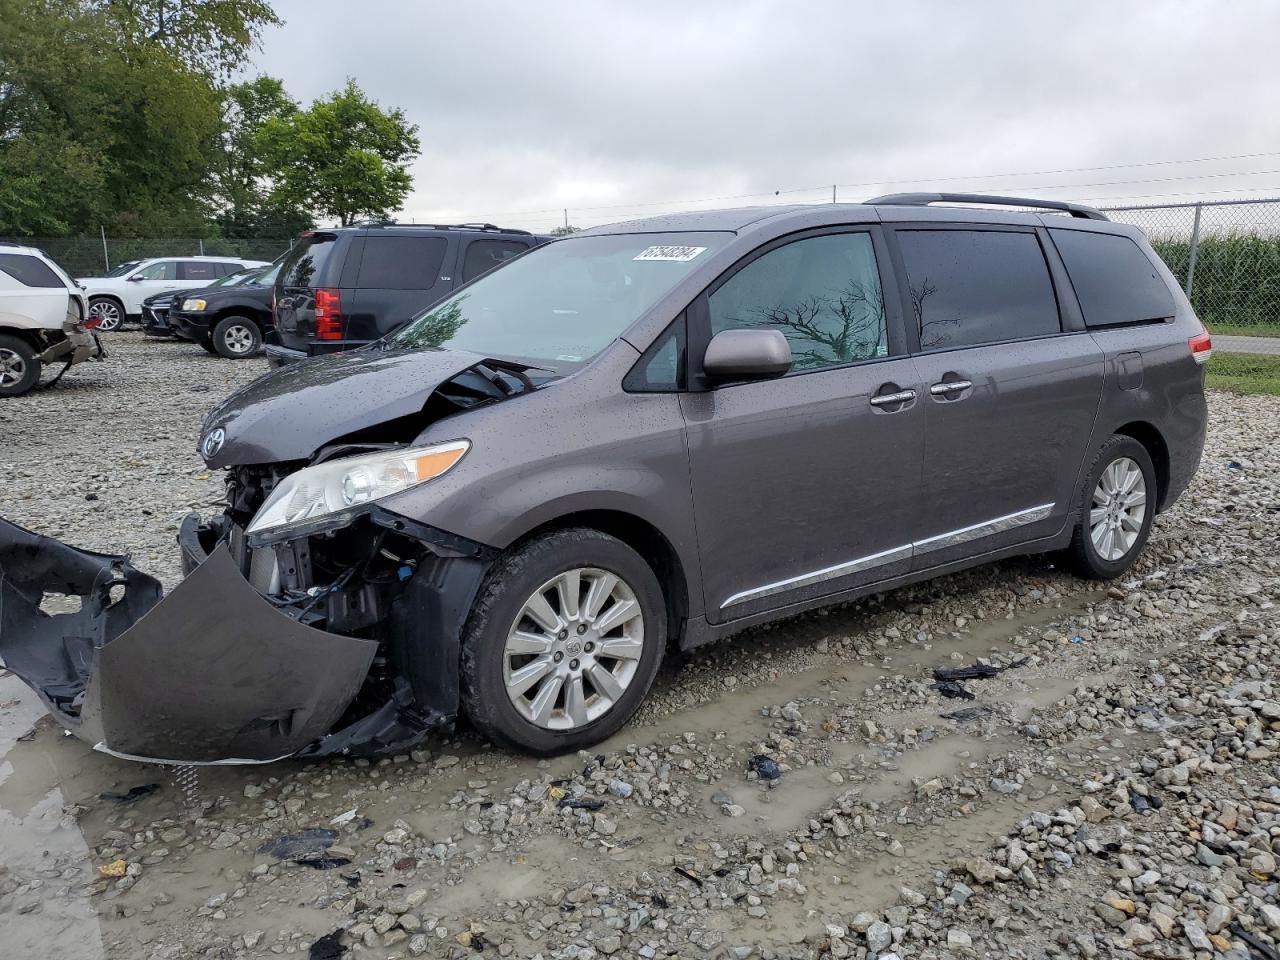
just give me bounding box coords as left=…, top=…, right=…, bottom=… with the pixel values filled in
left=248, top=1, right=1280, bottom=232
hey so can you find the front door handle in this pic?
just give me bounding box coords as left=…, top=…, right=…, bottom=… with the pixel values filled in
left=929, top=379, right=972, bottom=396
left=869, top=389, right=917, bottom=407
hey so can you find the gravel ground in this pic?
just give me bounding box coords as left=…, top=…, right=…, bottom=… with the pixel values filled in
left=1, top=332, right=1278, bottom=960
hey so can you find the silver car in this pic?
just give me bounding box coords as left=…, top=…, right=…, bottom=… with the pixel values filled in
left=0, top=194, right=1209, bottom=763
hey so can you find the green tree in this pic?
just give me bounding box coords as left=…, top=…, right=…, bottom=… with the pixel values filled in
left=101, top=0, right=280, bottom=78
left=550, top=224, right=580, bottom=236
left=211, top=75, right=304, bottom=236
left=260, top=79, right=421, bottom=226
left=0, top=0, right=280, bottom=237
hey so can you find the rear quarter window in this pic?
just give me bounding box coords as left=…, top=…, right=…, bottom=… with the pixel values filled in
left=1049, top=229, right=1176, bottom=327
left=280, top=235, right=340, bottom=288
left=463, top=239, right=529, bottom=282
left=0, top=253, right=66, bottom=288
left=356, top=236, right=448, bottom=290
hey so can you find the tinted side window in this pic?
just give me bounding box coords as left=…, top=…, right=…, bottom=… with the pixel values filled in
left=1050, top=229, right=1175, bottom=327
left=0, top=253, right=64, bottom=288
left=897, top=230, right=1060, bottom=350
left=708, top=232, right=887, bottom=371
left=357, top=236, right=448, bottom=290
left=135, top=261, right=178, bottom=281
left=180, top=261, right=220, bottom=282
left=463, top=240, right=528, bottom=282
left=280, top=236, right=338, bottom=288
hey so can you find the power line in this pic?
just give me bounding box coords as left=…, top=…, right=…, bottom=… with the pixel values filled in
left=446, top=149, right=1280, bottom=221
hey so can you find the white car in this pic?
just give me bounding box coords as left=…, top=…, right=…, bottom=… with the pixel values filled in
left=80, top=256, right=271, bottom=331
left=0, top=242, right=104, bottom=397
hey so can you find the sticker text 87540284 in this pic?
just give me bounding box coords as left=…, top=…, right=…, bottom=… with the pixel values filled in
left=632, top=245, right=707, bottom=262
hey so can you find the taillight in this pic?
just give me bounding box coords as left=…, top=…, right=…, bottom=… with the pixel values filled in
left=314, top=288, right=342, bottom=340
left=1189, top=330, right=1212, bottom=365
left=83, top=315, right=101, bottom=330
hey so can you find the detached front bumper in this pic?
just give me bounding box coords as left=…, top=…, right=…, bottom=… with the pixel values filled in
left=39, top=327, right=105, bottom=366
left=0, top=518, right=377, bottom=763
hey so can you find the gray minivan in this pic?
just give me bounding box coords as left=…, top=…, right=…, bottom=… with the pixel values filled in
left=0, top=194, right=1209, bottom=764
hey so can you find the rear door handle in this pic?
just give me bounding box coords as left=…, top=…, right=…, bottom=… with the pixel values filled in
left=929, top=379, right=972, bottom=396
left=869, top=389, right=916, bottom=407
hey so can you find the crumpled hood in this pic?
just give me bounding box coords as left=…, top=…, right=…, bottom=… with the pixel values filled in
left=199, top=347, right=489, bottom=467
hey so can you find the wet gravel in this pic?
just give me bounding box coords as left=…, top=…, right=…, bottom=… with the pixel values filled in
left=1, top=333, right=1278, bottom=960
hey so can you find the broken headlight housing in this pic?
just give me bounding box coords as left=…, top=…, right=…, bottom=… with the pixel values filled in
left=245, top=440, right=469, bottom=543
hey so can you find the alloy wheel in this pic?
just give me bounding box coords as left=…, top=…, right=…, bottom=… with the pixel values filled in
left=89, top=300, right=122, bottom=331
left=0, top=347, right=26, bottom=387
left=1089, top=456, right=1147, bottom=562
left=223, top=324, right=255, bottom=355
left=503, top=567, right=645, bottom=730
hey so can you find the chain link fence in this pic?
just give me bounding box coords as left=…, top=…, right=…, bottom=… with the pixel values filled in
left=1103, top=198, right=1280, bottom=395
left=1, top=235, right=293, bottom=277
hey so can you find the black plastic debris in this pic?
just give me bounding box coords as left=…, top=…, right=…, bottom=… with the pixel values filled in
left=259, top=827, right=339, bottom=861
left=931, top=680, right=976, bottom=701
left=1127, top=785, right=1163, bottom=814
left=933, top=657, right=1028, bottom=683
left=296, top=856, right=353, bottom=870
left=931, top=657, right=1028, bottom=700
left=651, top=892, right=670, bottom=909
left=940, top=705, right=993, bottom=722
left=101, top=783, right=160, bottom=803
left=558, top=797, right=605, bottom=811
left=674, top=866, right=703, bottom=887
left=309, top=930, right=346, bottom=960
left=747, top=754, right=782, bottom=780
left=1231, top=924, right=1280, bottom=960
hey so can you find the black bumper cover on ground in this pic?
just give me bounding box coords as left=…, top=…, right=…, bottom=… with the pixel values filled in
left=0, top=518, right=378, bottom=763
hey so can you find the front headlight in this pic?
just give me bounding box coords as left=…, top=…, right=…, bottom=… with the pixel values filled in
left=182, top=298, right=207, bottom=311
left=245, top=440, right=469, bottom=540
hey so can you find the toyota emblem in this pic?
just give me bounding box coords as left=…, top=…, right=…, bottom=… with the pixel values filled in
left=201, top=427, right=225, bottom=460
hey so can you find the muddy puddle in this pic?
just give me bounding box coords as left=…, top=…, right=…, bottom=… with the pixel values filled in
left=1, top=583, right=1118, bottom=958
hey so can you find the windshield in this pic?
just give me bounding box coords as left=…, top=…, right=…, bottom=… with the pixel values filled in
left=103, top=260, right=143, bottom=278
left=387, top=232, right=729, bottom=367
left=213, top=270, right=253, bottom=287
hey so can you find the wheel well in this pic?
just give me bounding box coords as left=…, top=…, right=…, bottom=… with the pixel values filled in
left=512, top=510, right=690, bottom=647
left=1114, top=421, right=1170, bottom=510
left=0, top=327, right=44, bottom=352
left=89, top=294, right=124, bottom=308
left=213, top=309, right=261, bottom=329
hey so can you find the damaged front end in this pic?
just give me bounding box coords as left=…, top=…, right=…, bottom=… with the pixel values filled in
left=0, top=349, right=539, bottom=764
left=0, top=507, right=490, bottom=764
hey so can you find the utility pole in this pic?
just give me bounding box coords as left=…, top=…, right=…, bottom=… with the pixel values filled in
left=832, top=185, right=837, bottom=203
left=564, top=208, right=569, bottom=230
left=100, top=225, right=110, bottom=272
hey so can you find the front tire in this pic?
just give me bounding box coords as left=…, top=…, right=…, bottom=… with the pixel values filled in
left=1064, top=435, right=1156, bottom=579
left=211, top=316, right=261, bottom=359
left=460, top=528, right=666, bottom=755
left=88, top=297, right=124, bottom=331
left=0, top=334, right=41, bottom=397
left=198, top=337, right=220, bottom=355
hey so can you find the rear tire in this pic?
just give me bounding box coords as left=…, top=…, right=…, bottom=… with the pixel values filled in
left=460, top=528, right=666, bottom=755
left=1064, top=435, right=1156, bottom=580
left=0, top=334, right=41, bottom=397
left=88, top=297, right=124, bottom=331
left=211, top=316, right=261, bottom=359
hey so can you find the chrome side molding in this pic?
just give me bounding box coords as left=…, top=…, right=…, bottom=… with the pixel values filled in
left=720, top=502, right=1055, bottom=610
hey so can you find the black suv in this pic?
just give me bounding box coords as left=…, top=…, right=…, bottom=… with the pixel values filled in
left=268, top=223, right=551, bottom=365
left=170, top=263, right=280, bottom=358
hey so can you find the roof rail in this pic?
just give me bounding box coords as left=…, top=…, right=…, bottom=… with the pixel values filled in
left=356, top=221, right=533, bottom=236
left=866, top=192, right=1109, bottom=221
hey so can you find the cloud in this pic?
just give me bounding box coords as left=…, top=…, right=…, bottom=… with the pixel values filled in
left=250, top=0, right=1280, bottom=230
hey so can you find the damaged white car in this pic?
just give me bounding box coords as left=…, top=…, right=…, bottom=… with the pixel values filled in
left=0, top=242, right=105, bottom=396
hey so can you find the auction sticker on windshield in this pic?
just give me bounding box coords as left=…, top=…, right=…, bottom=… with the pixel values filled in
left=633, top=245, right=707, bottom=262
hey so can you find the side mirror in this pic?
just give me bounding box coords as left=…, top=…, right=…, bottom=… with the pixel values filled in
left=126, top=274, right=144, bottom=282
left=702, top=329, right=792, bottom=382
